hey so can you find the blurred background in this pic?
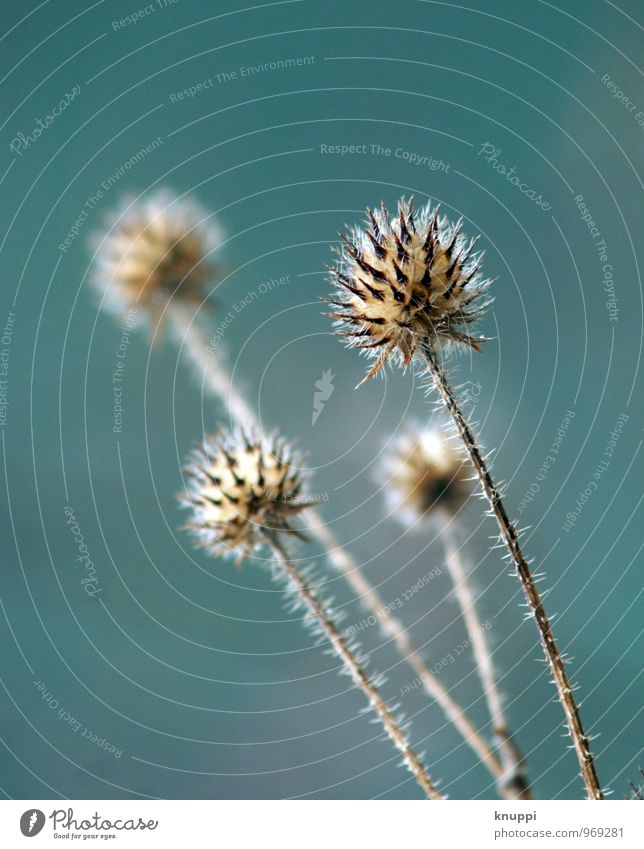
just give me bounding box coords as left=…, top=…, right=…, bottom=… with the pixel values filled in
left=0, top=0, right=641, bottom=800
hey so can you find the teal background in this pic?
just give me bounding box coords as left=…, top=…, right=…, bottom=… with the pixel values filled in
left=0, top=0, right=641, bottom=800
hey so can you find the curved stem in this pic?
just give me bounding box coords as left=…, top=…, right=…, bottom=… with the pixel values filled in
left=268, top=536, right=443, bottom=800
left=308, top=509, right=504, bottom=784
left=168, top=303, right=257, bottom=426
left=423, top=343, right=603, bottom=800
left=438, top=510, right=532, bottom=799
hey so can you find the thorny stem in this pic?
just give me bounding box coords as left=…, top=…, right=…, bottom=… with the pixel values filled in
left=168, top=303, right=257, bottom=426
left=422, top=343, right=604, bottom=800
left=308, top=510, right=505, bottom=785
left=168, top=309, right=515, bottom=795
left=438, top=511, right=532, bottom=800
left=268, top=535, right=443, bottom=800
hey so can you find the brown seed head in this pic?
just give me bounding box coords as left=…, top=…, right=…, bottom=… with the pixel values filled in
left=384, top=425, right=472, bottom=523
left=328, top=198, right=491, bottom=383
left=180, top=429, right=311, bottom=562
left=91, top=189, right=222, bottom=327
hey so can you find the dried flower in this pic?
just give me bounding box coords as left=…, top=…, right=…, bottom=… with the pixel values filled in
left=180, top=429, right=311, bottom=561
left=384, top=425, right=472, bottom=523
left=328, top=198, right=603, bottom=800
left=384, top=422, right=532, bottom=798
left=328, top=197, right=491, bottom=383
left=91, top=189, right=222, bottom=327
left=179, top=430, right=442, bottom=799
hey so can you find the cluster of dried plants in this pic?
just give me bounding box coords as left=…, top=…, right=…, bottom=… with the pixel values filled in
left=90, top=190, right=604, bottom=800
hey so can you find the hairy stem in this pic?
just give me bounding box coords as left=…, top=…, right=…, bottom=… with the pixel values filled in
left=422, top=343, right=603, bottom=800
left=438, top=510, right=531, bottom=799
left=268, top=535, right=443, bottom=800
left=168, top=303, right=256, bottom=425
left=170, top=321, right=496, bottom=781
left=308, top=509, right=504, bottom=784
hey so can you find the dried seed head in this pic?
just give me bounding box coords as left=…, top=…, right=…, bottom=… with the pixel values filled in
left=328, top=197, right=491, bottom=383
left=180, top=429, right=311, bottom=562
left=384, top=425, right=472, bottom=524
left=91, top=189, right=223, bottom=327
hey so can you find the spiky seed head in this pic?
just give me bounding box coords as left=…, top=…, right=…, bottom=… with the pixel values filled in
left=384, top=425, right=472, bottom=524
left=328, top=197, right=491, bottom=383
left=90, top=189, right=223, bottom=327
left=180, top=429, right=311, bottom=562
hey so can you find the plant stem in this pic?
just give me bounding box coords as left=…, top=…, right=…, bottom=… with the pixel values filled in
left=168, top=302, right=256, bottom=425
left=167, top=308, right=526, bottom=796
left=422, top=343, right=603, bottom=800
left=308, top=509, right=504, bottom=784
left=438, top=510, right=531, bottom=799
left=268, top=535, right=443, bottom=800
left=169, top=319, right=476, bottom=783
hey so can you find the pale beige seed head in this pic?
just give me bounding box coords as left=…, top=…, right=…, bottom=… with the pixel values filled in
left=384, top=426, right=472, bottom=524
left=91, top=189, right=223, bottom=328
left=328, top=197, right=491, bottom=383
left=180, top=429, right=311, bottom=562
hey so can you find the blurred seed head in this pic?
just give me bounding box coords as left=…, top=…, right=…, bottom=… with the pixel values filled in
left=179, top=428, right=311, bottom=562
left=90, top=189, right=223, bottom=328
left=328, top=197, right=491, bottom=384
left=383, top=424, right=472, bottom=525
